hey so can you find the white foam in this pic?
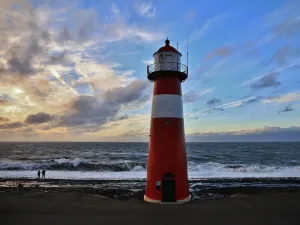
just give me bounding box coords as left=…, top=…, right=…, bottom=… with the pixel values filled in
left=0, top=170, right=147, bottom=179
left=54, top=158, right=82, bottom=167
left=1, top=164, right=300, bottom=180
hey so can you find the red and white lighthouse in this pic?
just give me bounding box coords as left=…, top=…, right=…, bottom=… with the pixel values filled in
left=144, top=38, right=190, bottom=203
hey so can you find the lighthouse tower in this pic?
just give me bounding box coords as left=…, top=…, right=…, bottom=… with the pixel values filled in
left=144, top=38, right=190, bottom=204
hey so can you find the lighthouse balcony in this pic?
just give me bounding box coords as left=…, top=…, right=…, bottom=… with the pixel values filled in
left=147, top=62, right=188, bottom=82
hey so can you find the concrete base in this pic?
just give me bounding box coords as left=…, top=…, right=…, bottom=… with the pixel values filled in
left=144, top=195, right=191, bottom=204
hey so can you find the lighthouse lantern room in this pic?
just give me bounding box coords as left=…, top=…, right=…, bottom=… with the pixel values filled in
left=144, top=38, right=190, bottom=204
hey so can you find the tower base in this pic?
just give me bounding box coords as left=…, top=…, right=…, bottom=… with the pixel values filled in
left=144, top=195, right=191, bottom=204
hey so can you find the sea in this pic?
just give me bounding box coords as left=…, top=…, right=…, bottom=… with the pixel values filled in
left=0, top=142, right=300, bottom=180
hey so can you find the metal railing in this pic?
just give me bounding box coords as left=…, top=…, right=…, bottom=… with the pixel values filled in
left=147, top=62, right=188, bottom=76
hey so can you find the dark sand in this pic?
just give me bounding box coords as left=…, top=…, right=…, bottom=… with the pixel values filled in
left=1, top=190, right=300, bottom=225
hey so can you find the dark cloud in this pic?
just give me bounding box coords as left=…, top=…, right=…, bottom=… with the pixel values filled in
left=0, top=122, right=24, bottom=129
left=269, top=45, right=300, bottom=66
left=58, top=80, right=149, bottom=130
left=183, top=88, right=214, bottom=103
left=279, top=106, right=294, bottom=113
left=0, top=99, right=9, bottom=106
left=0, top=117, right=10, bottom=123
left=206, top=97, right=221, bottom=106
left=7, top=36, right=44, bottom=75
left=112, top=115, right=129, bottom=121
left=202, top=107, right=224, bottom=114
left=0, top=94, right=14, bottom=102
left=186, top=126, right=300, bottom=142
left=183, top=91, right=199, bottom=103
left=200, top=96, right=262, bottom=115
left=48, top=51, right=68, bottom=65
left=129, top=123, right=139, bottom=126
left=250, top=72, right=281, bottom=90
left=120, top=128, right=148, bottom=137
left=102, top=80, right=149, bottom=104
left=25, top=112, right=54, bottom=124
left=186, top=114, right=199, bottom=120
left=206, top=46, right=233, bottom=60
left=273, top=17, right=300, bottom=38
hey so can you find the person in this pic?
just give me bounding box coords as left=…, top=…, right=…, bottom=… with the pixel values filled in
left=37, top=170, right=40, bottom=179
left=42, top=169, right=46, bottom=179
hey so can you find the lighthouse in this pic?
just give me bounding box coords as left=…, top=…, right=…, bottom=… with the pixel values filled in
left=144, top=38, right=190, bottom=204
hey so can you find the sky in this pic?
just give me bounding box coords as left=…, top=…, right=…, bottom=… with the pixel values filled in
left=0, top=0, right=300, bottom=142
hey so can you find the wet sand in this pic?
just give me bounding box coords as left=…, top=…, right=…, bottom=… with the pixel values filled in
left=1, top=190, right=300, bottom=225
left=1, top=178, right=300, bottom=225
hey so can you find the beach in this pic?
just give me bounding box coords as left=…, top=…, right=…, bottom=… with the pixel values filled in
left=1, top=178, right=300, bottom=225
left=1, top=186, right=300, bottom=225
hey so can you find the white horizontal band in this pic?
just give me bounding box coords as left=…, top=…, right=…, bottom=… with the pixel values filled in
left=151, top=94, right=183, bottom=118
left=144, top=195, right=191, bottom=204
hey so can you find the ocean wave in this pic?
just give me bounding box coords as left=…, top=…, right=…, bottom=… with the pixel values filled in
left=0, top=158, right=147, bottom=172
left=1, top=159, right=300, bottom=176
left=187, top=162, right=300, bottom=176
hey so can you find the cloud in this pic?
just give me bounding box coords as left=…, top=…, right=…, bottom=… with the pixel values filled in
left=186, top=126, right=300, bottom=142
left=142, top=59, right=153, bottom=65
left=278, top=105, right=295, bottom=113
left=199, top=96, right=262, bottom=115
left=120, top=127, right=148, bottom=137
left=134, top=1, right=156, bottom=18
left=205, top=46, right=233, bottom=60
left=58, top=79, right=150, bottom=130
left=219, top=96, right=261, bottom=109
left=242, top=58, right=300, bottom=88
left=206, top=97, right=221, bottom=106
left=183, top=88, right=215, bottom=103
left=189, top=14, right=227, bottom=42
left=250, top=72, right=281, bottom=90
left=102, top=79, right=149, bottom=104
left=252, top=1, right=300, bottom=47
left=0, top=117, right=10, bottom=123
left=0, top=1, right=69, bottom=78
left=101, top=3, right=163, bottom=43
left=25, top=112, right=55, bottom=124
left=201, top=107, right=224, bottom=115
left=264, top=91, right=300, bottom=103
left=112, top=115, right=129, bottom=121
left=0, top=122, right=24, bottom=129
left=0, top=99, right=9, bottom=106
left=269, top=45, right=300, bottom=66
left=273, top=15, right=300, bottom=38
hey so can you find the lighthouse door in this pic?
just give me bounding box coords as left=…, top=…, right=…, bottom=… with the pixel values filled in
left=162, top=172, right=176, bottom=202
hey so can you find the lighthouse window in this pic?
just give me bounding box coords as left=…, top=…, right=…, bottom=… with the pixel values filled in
left=156, top=181, right=161, bottom=190
left=159, top=54, right=164, bottom=62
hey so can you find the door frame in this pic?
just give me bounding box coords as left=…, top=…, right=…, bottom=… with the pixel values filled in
left=162, top=172, right=176, bottom=202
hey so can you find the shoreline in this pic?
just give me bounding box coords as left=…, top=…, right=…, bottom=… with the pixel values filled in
left=2, top=177, right=300, bottom=224
left=1, top=177, right=300, bottom=201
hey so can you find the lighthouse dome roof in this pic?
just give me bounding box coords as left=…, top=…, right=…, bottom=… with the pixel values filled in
left=153, top=39, right=182, bottom=56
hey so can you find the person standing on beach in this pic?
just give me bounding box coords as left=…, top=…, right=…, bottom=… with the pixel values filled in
left=37, top=170, right=40, bottom=179
left=42, top=170, right=46, bottom=179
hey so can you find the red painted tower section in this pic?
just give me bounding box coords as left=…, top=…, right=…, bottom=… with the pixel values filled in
left=144, top=39, right=190, bottom=203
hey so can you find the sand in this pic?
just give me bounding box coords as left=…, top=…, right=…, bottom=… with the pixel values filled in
left=1, top=190, right=300, bottom=225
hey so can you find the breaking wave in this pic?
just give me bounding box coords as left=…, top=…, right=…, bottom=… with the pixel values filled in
left=0, top=158, right=147, bottom=172
left=1, top=159, right=300, bottom=177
